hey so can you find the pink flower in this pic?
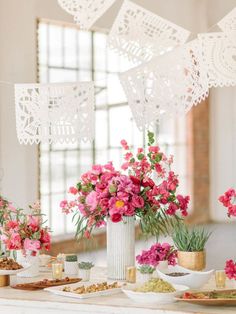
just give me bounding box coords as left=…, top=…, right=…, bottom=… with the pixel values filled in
left=225, top=260, right=236, bottom=280
left=27, top=215, right=40, bottom=232
left=121, top=162, right=129, bottom=171
left=24, top=238, right=41, bottom=252
left=125, top=152, right=133, bottom=161
left=148, top=146, right=159, bottom=153
left=120, top=139, right=129, bottom=150
left=6, top=220, right=19, bottom=231
left=110, top=213, right=122, bottom=223
left=69, top=187, right=78, bottom=195
left=92, top=164, right=103, bottom=175
left=85, top=191, right=98, bottom=211
left=104, top=161, right=115, bottom=171
left=166, top=202, right=178, bottom=215
left=84, top=230, right=91, bottom=239
left=60, top=200, right=68, bottom=208
left=131, top=195, right=144, bottom=208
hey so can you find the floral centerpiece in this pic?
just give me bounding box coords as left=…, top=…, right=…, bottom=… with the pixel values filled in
left=219, top=189, right=236, bottom=280
left=60, top=132, right=190, bottom=279
left=0, top=201, right=51, bottom=277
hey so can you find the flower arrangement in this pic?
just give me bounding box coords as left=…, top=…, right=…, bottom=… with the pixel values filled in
left=219, top=189, right=236, bottom=280
left=218, top=188, right=236, bottom=217
left=60, top=132, right=190, bottom=239
left=172, top=222, right=211, bottom=252
left=0, top=195, right=16, bottom=225
left=136, top=242, right=177, bottom=267
left=0, top=201, right=51, bottom=255
left=78, top=261, right=94, bottom=270
left=138, top=265, right=155, bottom=274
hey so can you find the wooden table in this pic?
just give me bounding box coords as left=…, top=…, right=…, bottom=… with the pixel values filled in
left=0, top=267, right=236, bottom=314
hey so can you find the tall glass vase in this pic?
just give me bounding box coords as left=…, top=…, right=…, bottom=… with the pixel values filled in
left=107, top=216, right=135, bottom=280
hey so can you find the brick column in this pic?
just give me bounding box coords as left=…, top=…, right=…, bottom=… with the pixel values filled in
left=186, top=97, right=210, bottom=224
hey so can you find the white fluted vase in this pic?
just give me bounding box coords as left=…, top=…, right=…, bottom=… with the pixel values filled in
left=16, top=250, right=40, bottom=277
left=107, top=216, right=135, bottom=280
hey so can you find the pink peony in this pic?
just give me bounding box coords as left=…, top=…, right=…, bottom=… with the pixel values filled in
left=85, top=191, right=98, bottom=211
left=131, top=195, right=144, bottom=208
left=24, top=238, right=41, bottom=252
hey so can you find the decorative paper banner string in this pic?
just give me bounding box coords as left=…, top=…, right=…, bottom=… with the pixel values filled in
left=198, top=31, right=236, bottom=88
left=57, top=0, right=116, bottom=30
left=107, top=0, right=190, bottom=63
left=15, top=82, right=95, bottom=144
left=218, top=7, right=236, bottom=32
left=119, top=39, right=209, bottom=130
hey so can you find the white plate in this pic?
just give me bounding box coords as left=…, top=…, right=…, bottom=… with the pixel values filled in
left=122, top=283, right=189, bottom=305
left=0, top=263, right=31, bottom=275
left=45, top=281, right=122, bottom=299
left=156, top=265, right=214, bottom=289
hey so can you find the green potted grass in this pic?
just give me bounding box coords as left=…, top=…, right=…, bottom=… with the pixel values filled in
left=137, top=265, right=155, bottom=283
left=78, top=262, right=94, bottom=281
left=172, top=223, right=211, bottom=271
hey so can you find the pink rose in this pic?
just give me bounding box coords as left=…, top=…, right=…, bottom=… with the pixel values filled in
left=110, top=213, right=122, bottom=223
left=131, top=195, right=144, bottom=208
left=23, top=238, right=41, bottom=252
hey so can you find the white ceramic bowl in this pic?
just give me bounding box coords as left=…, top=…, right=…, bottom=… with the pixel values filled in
left=122, top=283, right=188, bottom=305
left=156, top=265, right=214, bottom=289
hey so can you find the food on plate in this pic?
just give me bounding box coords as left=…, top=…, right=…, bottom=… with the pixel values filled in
left=182, top=290, right=236, bottom=300
left=167, top=272, right=189, bottom=277
left=0, top=257, right=23, bottom=270
left=135, top=278, right=175, bottom=293
left=63, top=282, right=120, bottom=294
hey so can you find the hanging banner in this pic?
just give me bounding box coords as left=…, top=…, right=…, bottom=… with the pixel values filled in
left=57, top=0, right=116, bottom=30
left=15, top=82, right=95, bottom=144
left=119, top=40, right=209, bottom=129
left=108, top=0, right=190, bottom=63
left=198, top=32, right=236, bottom=88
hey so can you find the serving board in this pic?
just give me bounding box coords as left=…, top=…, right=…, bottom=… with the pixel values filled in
left=11, top=277, right=81, bottom=291
left=176, top=289, right=236, bottom=306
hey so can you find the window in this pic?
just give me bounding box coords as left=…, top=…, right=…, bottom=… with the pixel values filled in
left=38, top=20, right=188, bottom=236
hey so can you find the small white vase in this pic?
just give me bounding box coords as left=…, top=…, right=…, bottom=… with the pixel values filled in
left=138, top=272, right=153, bottom=283
left=16, top=250, right=39, bottom=277
left=107, top=216, right=135, bottom=280
left=64, top=261, right=78, bottom=276
left=79, top=269, right=91, bottom=281
left=156, top=260, right=168, bottom=272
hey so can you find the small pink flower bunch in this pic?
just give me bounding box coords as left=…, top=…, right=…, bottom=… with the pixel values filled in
left=219, top=188, right=236, bottom=280
left=225, top=260, right=236, bottom=280
left=218, top=188, right=236, bottom=217
left=136, top=242, right=177, bottom=267
left=1, top=202, right=51, bottom=255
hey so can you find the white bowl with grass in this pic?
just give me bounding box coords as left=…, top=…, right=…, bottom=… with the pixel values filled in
left=156, top=265, right=214, bottom=289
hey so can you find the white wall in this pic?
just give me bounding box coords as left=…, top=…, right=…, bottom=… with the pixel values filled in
left=0, top=0, right=236, bottom=220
